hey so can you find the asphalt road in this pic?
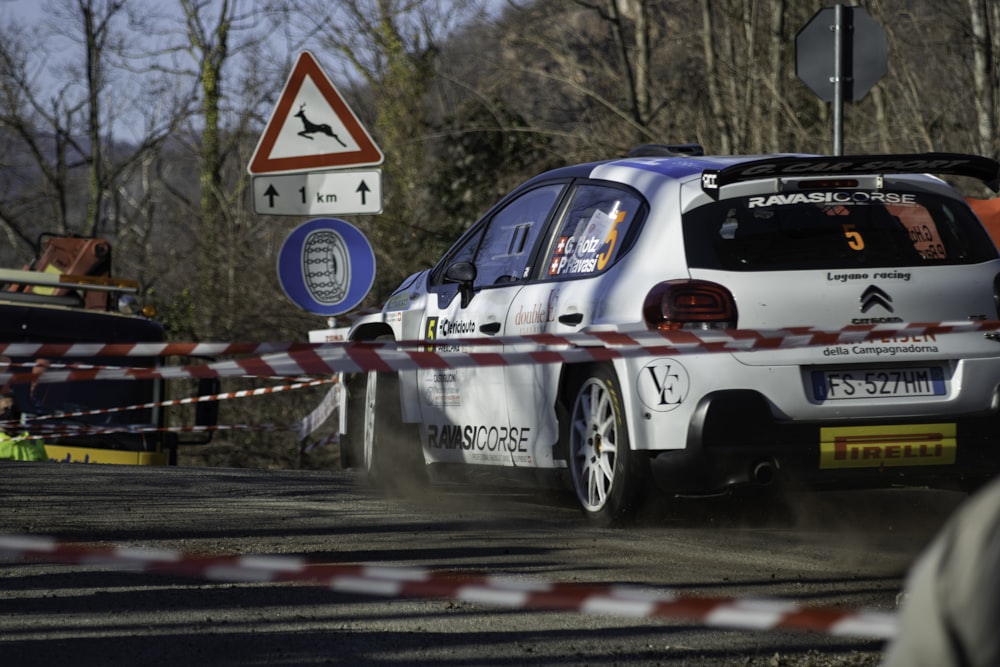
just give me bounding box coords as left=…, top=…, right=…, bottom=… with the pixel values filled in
left=0, top=461, right=970, bottom=666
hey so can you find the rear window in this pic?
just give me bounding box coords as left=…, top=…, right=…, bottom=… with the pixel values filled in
left=683, top=191, right=999, bottom=270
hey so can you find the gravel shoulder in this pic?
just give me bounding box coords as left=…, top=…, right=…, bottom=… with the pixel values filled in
left=0, top=461, right=967, bottom=666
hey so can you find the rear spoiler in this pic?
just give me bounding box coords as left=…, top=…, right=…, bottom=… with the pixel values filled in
left=700, top=152, right=1000, bottom=199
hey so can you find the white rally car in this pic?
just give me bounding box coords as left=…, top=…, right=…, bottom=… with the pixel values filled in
left=341, top=146, right=1000, bottom=524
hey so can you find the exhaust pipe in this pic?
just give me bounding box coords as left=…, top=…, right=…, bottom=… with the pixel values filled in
left=752, top=460, right=777, bottom=486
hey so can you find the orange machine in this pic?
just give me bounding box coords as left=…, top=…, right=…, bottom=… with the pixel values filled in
left=4, top=235, right=134, bottom=311
left=967, top=197, right=1000, bottom=249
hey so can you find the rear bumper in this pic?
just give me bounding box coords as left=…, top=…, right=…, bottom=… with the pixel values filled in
left=648, top=389, right=1000, bottom=495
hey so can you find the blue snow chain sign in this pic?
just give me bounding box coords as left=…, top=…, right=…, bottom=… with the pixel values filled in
left=277, top=217, right=375, bottom=316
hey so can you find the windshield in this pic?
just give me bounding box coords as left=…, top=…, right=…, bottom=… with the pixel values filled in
left=683, top=191, right=999, bottom=270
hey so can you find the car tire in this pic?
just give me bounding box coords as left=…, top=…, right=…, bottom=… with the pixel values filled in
left=340, top=372, right=366, bottom=470
left=566, top=364, right=649, bottom=526
left=362, top=359, right=427, bottom=494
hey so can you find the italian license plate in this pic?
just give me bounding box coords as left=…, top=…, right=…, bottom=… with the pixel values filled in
left=811, top=367, right=946, bottom=401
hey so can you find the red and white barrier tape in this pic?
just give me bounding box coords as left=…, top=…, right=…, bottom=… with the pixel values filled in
left=4, top=320, right=999, bottom=386
left=10, top=422, right=299, bottom=437
left=18, top=377, right=337, bottom=423
left=0, top=534, right=896, bottom=639
left=0, top=319, right=997, bottom=361
left=0, top=377, right=338, bottom=439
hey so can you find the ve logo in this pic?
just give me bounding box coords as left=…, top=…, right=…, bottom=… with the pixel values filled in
left=636, top=358, right=690, bottom=413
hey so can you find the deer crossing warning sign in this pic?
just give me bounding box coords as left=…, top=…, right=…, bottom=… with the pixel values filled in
left=248, top=51, right=384, bottom=175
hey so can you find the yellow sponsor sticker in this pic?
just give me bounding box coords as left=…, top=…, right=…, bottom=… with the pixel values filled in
left=819, top=423, right=956, bottom=469
left=44, top=444, right=168, bottom=466
left=30, top=264, right=63, bottom=296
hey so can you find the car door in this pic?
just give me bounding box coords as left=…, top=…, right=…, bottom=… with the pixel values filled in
left=504, top=183, right=646, bottom=469
left=419, top=183, right=566, bottom=468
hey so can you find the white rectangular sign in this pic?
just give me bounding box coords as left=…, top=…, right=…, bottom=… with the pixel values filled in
left=253, top=169, right=383, bottom=216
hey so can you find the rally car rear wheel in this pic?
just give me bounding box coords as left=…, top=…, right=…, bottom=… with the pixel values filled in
left=363, top=368, right=426, bottom=494
left=567, top=364, right=648, bottom=525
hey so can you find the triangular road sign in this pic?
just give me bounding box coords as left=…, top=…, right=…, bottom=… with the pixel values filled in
left=248, top=51, right=384, bottom=175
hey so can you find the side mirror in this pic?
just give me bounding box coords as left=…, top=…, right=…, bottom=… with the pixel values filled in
left=444, top=261, right=477, bottom=308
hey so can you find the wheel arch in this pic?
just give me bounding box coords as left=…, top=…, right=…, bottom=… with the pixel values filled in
left=341, top=321, right=396, bottom=470
left=555, top=357, right=640, bottom=447
left=350, top=321, right=395, bottom=342
left=557, top=358, right=651, bottom=524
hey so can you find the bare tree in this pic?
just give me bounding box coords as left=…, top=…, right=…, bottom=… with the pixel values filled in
left=289, top=0, right=489, bottom=300
left=0, top=18, right=67, bottom=252
left=700, top=0, right=731, bottom=153
left=0, top=0, right=188, bottom=271
left=967, top=0, right=1000, bottom=158
left=566, top=0, right=654, bottom=145
left=168, top=0, right=294, bottom=339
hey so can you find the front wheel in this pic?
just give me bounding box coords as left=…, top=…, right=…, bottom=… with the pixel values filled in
left=340, top=372, right=366, bottom=470
left=566, top=365, right=648, bottom=525
left=363, top=368, right=426, bottom=494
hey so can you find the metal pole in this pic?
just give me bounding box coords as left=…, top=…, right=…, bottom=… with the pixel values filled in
left=832, top=4, right=844, bottom=155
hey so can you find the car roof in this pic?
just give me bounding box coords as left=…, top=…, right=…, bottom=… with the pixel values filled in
left=516, top=152, right=1000, bottom=198
left=517, top=153, right=813, bottom=191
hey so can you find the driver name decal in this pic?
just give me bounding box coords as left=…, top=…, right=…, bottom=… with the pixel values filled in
left=548, top=207, right=627, bottom=276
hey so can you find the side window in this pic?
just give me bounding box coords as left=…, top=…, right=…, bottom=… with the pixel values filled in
left=542, top=185, right=643, bottom=279
left=471, top=184, right=563, bottom=288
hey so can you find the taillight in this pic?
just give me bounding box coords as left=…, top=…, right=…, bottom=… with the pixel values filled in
left=642, top=280, right=737, bottom=331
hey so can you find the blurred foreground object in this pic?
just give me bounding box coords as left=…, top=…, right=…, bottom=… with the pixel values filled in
left=883, top=476, right=1000, bottom=666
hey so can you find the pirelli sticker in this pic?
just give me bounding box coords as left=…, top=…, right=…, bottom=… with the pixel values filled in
left=819, top=423, right=956, bottom=469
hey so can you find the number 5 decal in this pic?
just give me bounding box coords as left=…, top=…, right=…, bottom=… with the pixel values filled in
left=597, top=210, right=628, bottom=270
left=843, top=223, right=865, bottom=251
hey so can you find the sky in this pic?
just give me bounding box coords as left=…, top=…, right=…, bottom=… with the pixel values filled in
left=0, top=0, right=507, bottom=143
left=0, top=0, right=287, bottom=142
left=2, top=0, right=48, bottom=28
left=2, top=0, right=37, bottom=16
